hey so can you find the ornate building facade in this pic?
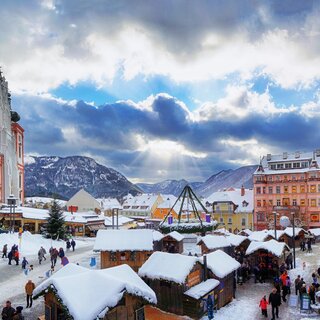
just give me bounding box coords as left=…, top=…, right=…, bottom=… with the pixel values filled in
left=0, top=70, right=24, bottom=205
left=254, top=150, right=320, bottom=230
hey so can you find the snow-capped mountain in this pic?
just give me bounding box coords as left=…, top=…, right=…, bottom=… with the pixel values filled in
left=25, top=156, right=141, bottom=199
left=137, top=165, right=258, bottom=197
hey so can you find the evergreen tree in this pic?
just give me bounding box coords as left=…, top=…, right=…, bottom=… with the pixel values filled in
left=45, top=200, right=66, bottom=240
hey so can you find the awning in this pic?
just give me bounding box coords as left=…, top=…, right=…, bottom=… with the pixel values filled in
left=86, top=224, right=105, bottom=231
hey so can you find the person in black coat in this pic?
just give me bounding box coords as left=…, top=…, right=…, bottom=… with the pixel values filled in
left=1, top=300, right=15, bottom=320
left=269, top=287, right=281, bottom=320
left=71, top=239, right=76, bottom=252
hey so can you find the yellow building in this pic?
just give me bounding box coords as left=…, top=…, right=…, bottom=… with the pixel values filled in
left=206, top=187, right=254, bottom=233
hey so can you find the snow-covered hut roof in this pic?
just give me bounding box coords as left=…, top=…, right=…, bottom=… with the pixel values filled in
left=225, top=234, right=248, bottom=247
left=246, top=239, right=290, bottom=257
left=33, top=263, right=156, bottom=320
left=152, top=230, right=164, bottom=241
left=204, top=250, right=241, bottom=278
left=248, top=230, right=274, bottom=242
left=238, top=228, right=253, bottom=236
left=184, top=279, right=220, bottom=300
left=282, top=227, right=307, bottom=237
left=104, top=216, right=133, bottom=227
left=164, top=231, right=184, bottom=242
left=309, top=228, right=320, bottom=237
left=197, top=235, right=231, bottom=250
left=138, top=252, right=199, bottom=284
left=97, top=198, right=122, bottom=210
left=93, top=229, right=154, bottom=251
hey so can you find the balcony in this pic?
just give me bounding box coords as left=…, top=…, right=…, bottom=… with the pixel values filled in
left=273, top=205, right=300, bottom=211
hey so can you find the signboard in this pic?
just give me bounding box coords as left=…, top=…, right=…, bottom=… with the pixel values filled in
left=300, top=294, right=311, bottom=311
left=289, top=294, right=298, bottom=307
left=187, top=269, right=201, bottom=287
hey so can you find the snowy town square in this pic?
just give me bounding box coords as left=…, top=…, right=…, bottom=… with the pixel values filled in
left=2, top=1, right=320, bottom=320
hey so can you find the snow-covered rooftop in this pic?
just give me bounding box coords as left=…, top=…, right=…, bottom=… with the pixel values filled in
left=225, top=234, right=248, bottom=247
left=246, top=239, right=290, bottom=257
left=309, top=228, right=320, bottom=237
left=152, top=230, right=164, bottom=241
left=138, top=251, right=199, bottom=284
left=197, top=235, right=231, bottom=250
left=97, top=198, right=122, bottom=210
left=248, top=230, right=274, bottom=242
left=184, top=279, right=220, bottom=299
left=104, top=215, right=133, bottom=226
left=33, top=263, right=156, bottom=320
left=238, top=228, right=253, bottom=236
left=206, top=188, right=253, bottom=213
left=122, top=194, right=160, bottom=212
left=163, top=231, right=184, bottom=242
left=93, top=229, right=154, bottom=251
left=204, top=250, right=241, bottom=278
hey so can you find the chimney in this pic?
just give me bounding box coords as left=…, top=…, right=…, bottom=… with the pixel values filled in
left=241, top=185, right=245, bottom=196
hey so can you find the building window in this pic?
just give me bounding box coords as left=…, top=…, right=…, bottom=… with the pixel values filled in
left=120, top=252, right=126, bottom=261
left=228, top=217, right=232, bottom=224
left=263, top=200, right=266, bottom=207
left=276, top=186, right=281, bottom=194
left=257, top=200, right=261, bottom=207
left=256, top=176, right=262, bottom=182
left=284, top=186, right=288, bottom=193
left=300, top=185, right=306, bottom=193
left=292, top=175, right=296, bottom=180
left=282, top=198, right=290, bottom=206
left=292, top=185, right=297, bottom=193
left=263, top=187, right=266, bottom=194
left=268, top=187, right=273, bottom=194
left=292, top=199, right=297, bottom=206
left=311, top=199, right=317, bottom=207
left=300, top=199, right=306, bottom=206
left=110, top=252, right=117, bottom=261
left=285, top=163, right=292, bottom=169
left=257, top=212, right=265, bottom=221
left=318, top=185, right=320, bottom=192
left=277, top=163, right=284, bottom=169
left=276, top=199, right=281, bottom=206
left=270, top=164, right=276, bottom=170
left=241, top=218, right=246, bottom=226
left=310, top=185, right=316, bottom=193
left=276, top=176, right=280, bottom=181
left=293, top=162, right=301, bottom=168
left=268, top=176, right=273, bottom=181
left=256, top=187, right=261, bottom=194
left=318, top=198, right=320, bottom=207
left=219, top=217, right=224, bottom=223
left=130, top=251, right=136, bottom=261
left=269, top=200, right=273, bottom=206
left=301, top=161, right=309, bottom=168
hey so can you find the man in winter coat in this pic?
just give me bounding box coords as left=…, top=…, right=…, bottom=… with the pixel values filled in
left=2, top=244, right=8, bottom=258
left=38, top=247, right=46, bottom=264
left=50, top=248, right=58, bottom=268
left=14, top=250, right=19, bottom=266
left=295, top=275, right=301, bottom=295
left=58, top=248, right=65, bottom=259
left=269, top=287, right=281, bottom=320
left=25, top=280, right=35, bottom=308
left=71, top=239, right=76, bottom=251
left=1, top=300, right=15, bottom=320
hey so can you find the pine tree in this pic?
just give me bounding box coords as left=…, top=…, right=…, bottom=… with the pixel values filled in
left=45, top=200, right=66, bottom=240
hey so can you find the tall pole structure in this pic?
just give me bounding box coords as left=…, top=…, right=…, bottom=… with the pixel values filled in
left=273, top=211, right=277, bottom=239
left=291, top=211, right=296, bottom=268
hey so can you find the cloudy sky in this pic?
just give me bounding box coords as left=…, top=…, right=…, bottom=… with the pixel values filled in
left=1, top=0, right=320, bottom=183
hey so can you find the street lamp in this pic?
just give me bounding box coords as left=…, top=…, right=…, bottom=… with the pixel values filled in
left=291, top=212, right=296, bottom=268
left=273, top=211, right=279, bottom=239
left=7, top=194, right=17, bottom=233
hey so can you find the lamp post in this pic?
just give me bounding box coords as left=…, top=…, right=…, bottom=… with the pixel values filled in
left=7, top=195, right=17, bottom=233
left=291, top=211, right=296, bottom=268
left=273, top=211, right=278, bottom=239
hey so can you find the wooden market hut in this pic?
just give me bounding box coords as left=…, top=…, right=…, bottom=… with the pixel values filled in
left=248, top=230, right=275, bottom=242
left=205, top=250, right=240, bottom=309
left=225, top=234, right=251, bottom=256
left=139, top=251, right=215, bottom=319
left=93, top=229, right=155, bottom=271
left=238, top=229, right=253, bottom=237
left=245, top=239, right=290, bottom=279
left=197, top=235, right=233, bottom=256
left=277, top=227, right=307, bottom=248
left=162, top=231, right=184, bottom=253
left=33, top=263, right=157, bottom=320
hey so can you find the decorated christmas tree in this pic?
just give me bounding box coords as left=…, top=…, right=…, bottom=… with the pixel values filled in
left=45, top=200, right=66, bottom=240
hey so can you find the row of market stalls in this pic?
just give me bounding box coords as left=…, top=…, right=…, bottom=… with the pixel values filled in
left=33, top=226, right=311, bottom=320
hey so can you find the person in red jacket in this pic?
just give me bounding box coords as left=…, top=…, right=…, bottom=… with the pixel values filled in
left=259, top=295, right=268, bottom=317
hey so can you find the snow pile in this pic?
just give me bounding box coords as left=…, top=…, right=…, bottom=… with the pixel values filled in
left=34, top=263, right=156, bottom=320
left=0, top=232, right=89, bottom=256
left=204, top=250, right=240, bottom=278
left=138, top=252, right=199, bottom=284
left=165, top=231, right=184, bottom=242
left=93, top=229, right=154, bottom=251
left=246, top=239, right=290, bottom=257
left=197, top=235, right=231, bottom=250
left=184, top=279, right=220, bottom=299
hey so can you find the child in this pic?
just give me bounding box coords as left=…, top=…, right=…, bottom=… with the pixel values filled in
left=259, top=295, right=268, bottom=317
left=21, top=257, right=28, bottom=270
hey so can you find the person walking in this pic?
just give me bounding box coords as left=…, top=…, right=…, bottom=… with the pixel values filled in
left=294, top=275, right=301, bottom=295
left=285, top=253, right=293, bottom=270
left=25, top=280, right=35, bottom=308
left=1, top=300, right=15, bottom=320
left=7, top=250, right=13, bottom=265
left=269, top=287, right=281, bottom=320
left=12, top=306, right=24, bottom=320
left=50, top=248, right=58, bottom=268
left=259, top=295, right=268, bottom=318
left=58, top=248, right=65, bottom=259
left=14, top=250, right=19, bottom=266
left=308, top=284, right=316, bottom=304
left=38, top=247, right=46, bottom=264
left=66, top=240, right=71, bottom=251
left=2, top=244, right=8, bottom=258
left=71, top=239, right=76, bottom=252
left=307, top=238, right=312, bottom=253
left=21, top=257, right=28, bottom=270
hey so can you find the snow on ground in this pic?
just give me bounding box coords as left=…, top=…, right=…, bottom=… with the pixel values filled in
left=0, top=231, right=92, bottom=256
